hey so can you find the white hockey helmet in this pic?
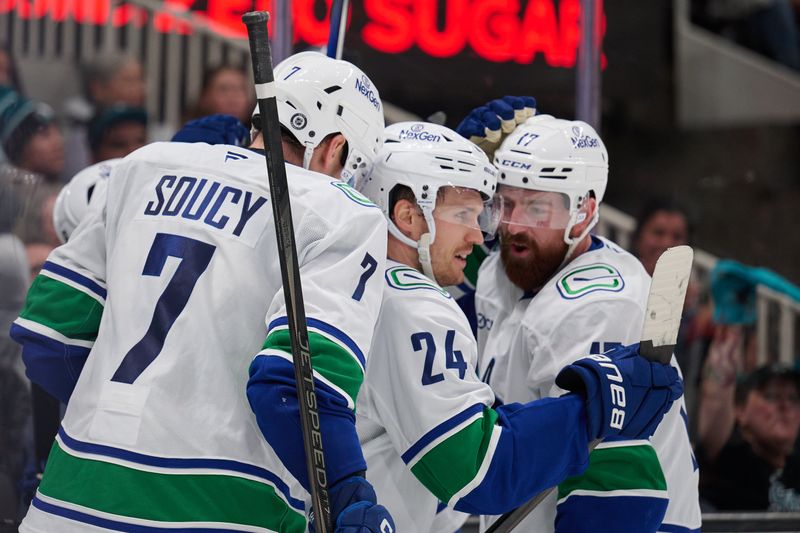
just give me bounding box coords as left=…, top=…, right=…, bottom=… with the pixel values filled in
left=359, top=121, right=500, bottom=282
left=53, top=158, right=122, bottom=243
left=251, top=51, right=384, bottom=187
left=493, top=115, right=608, bottom=249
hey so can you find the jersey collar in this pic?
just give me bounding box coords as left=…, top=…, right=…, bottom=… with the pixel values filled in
left=587, top=235, right=604, bottom=252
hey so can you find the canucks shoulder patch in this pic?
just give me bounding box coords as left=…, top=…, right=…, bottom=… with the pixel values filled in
left=556, top=263, right=625, bottom=300
left=330, top=181, right=378, bottom=208
left=385, top=266, right=452, bottom=298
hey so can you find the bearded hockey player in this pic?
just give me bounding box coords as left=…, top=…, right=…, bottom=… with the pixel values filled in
left=475, top=115, right=702, bottom=532
left=354, top=121, right=684, bottom=532
left=10, top=54, right=394, bottom=532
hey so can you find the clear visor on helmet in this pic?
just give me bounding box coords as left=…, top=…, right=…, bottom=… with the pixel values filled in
left=431, top=185, right=502, bottom=237
left=497, top=185, right=571, bottom=230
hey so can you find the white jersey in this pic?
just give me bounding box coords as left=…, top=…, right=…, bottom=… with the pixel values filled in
left=357, top=260, right=495, bottom=533
left=16, top=142, right=387, bottom=532
left=475, top=236, right=701, bottom=533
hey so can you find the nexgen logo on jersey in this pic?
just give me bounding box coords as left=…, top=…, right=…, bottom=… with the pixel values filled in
left=587, top=353, right=626, bottom=431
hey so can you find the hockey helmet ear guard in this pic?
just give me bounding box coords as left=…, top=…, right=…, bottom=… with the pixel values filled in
left=358, top=121, right=499, bottom=282
left=53, top=158, right=123, bottom=243
left=493, top=115, right=608, bottom=254
left=251, top=51, right=385, bottom=187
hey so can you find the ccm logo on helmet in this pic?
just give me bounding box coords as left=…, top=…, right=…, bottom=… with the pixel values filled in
left=499, top=159, right=532, bottom=170
left=354, top=75, right=380, bottom=110
left=570, top=126, right=600, bottom=149
left=587, top=353, right=626, bottom=430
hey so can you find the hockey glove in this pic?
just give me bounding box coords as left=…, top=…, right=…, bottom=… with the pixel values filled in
left=455, top=96, right=536, bottom=159
left=555, top=343, right=683, bottom=441
left=171, top=114, right=250, bottom=146
left=308, top=476, right=395, bottom=533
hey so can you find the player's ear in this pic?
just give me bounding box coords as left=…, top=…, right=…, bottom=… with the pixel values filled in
left=316, top=133, right=347, bottom=176
left=569, top=196, right=597, bottom=239
left=392, top=199, right=426, bottom=241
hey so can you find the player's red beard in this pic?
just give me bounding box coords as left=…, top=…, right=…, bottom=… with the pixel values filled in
left=499, top=227, right=568, bottom=291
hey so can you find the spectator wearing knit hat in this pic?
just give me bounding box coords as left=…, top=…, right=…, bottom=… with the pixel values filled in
left=87, top=104, right=147, bottom=163
left=0, top=90, right=64, bottom=183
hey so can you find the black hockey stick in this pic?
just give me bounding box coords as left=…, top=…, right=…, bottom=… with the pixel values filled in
left=486, top=245, right=694, bottom=533
left=242, top=11, right=332, bottom=533
left=326, top=0, right=349, bottom=59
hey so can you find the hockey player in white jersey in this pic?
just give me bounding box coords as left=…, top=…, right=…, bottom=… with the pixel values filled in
left=354, top=121, right=683, bottom=532
left=52, top=158, right=122, bottom=243
left=474, top=115, right=702, bottom=532
left=10, top=58, right=394, bottom=532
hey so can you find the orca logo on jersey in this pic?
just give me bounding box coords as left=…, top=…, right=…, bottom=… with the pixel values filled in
left=143, top=175, right=268, bottom=238
left=587, top=353, right=626, bottom=430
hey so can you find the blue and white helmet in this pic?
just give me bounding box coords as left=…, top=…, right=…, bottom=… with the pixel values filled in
left=253, top=51, right=384, bottom=187
left=359, top=121, right=499, bottom=281
left=493, top=115, right=608, bottom=248
left=53, top=158, right=122, bottom=243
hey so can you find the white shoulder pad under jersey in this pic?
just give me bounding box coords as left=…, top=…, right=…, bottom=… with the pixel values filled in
left=20, top=142, right=387, bottom=533
left=475, top=236, right=700, bottom=533
left=357, top=260, right=495, bottom=533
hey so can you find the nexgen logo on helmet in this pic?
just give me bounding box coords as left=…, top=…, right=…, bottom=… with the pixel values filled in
left=397, top=126, right=442, bottom=143
left=358, top=121, right=500, bottom=283
left=570, top=126, right=601, bottom=148
left=354, top=75, right=380, bottom=111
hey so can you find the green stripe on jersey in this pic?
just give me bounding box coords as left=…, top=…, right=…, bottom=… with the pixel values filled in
left=20, top=275, right=103, bottom=341
left=39, top=441, right=305, bottom=532
left=264, top=329, right=363, bottom=407
left=463, top=244, right=488, bottom=287
left=410, top=407, right=498, bottom=504
left=557, top=444, right=666, bottom=499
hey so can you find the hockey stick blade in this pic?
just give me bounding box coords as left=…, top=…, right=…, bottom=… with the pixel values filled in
left=485, top=245, right=694, bottom=533
left=242, top=11, right=333, bottom=533
left=639, top=245, right=694, bottom=364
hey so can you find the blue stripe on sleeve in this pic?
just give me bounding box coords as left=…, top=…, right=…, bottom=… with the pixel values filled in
left=247, top=354, right=365, bottom=491
left=267, top=316, right=365, bottom=368
left=43, top=261, right=107, bottom=299
left=31, top=496, right=240, bottom=532
left=11, top=322, right=89, bottom=403
left=401, top=403, right=485, bottom=465
left=453, top=396, right=590, bottom=515
left=58, top=428, right=304, bottom=511
left=555, top=494, right=668, bottom=533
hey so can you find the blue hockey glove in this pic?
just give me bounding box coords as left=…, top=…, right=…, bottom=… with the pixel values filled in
left=455, top=95, right=536, bottom=159
left=555, top=343, right=683, bottom=441
left=171, top=114, right=250, bottom=146
left=308, top=476, right=395, bottom=533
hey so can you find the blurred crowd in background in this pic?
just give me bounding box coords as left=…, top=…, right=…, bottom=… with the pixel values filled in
left=1, top=9, right=799, bottom=527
